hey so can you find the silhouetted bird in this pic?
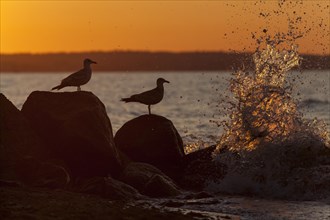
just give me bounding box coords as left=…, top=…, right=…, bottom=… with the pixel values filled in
left=121, top=78, right=170, bottom=115
left=52, top=58, right=97, bottom=91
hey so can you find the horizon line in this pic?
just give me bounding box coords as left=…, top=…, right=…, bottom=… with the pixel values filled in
left=1, top=50, right=329, bottom=56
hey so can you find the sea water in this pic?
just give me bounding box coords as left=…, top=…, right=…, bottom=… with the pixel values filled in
left=0, top=71, right=329, bottom=150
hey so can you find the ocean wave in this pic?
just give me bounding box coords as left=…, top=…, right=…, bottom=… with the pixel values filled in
left=207, top=135, right=330, bottom=200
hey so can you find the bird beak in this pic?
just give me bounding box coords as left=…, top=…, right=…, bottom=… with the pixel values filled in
left=92, top=61, right=97, bottom=64
left=165, top=80, right=170, bottom=83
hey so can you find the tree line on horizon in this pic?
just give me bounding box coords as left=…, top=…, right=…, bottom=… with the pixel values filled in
left=1, top=51, right=329, bottom=72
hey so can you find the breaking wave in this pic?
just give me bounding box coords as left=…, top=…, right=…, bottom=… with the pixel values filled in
left=207, top=28, right=330, bottom=200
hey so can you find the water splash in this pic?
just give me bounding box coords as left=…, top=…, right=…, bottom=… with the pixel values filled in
left=211, top=42, right=330, bottom=197
left=210, top=15, right=330, bottom=199
left=208, top=42, right=330, bottom=199
left=216, top=41, right=329, bottom=153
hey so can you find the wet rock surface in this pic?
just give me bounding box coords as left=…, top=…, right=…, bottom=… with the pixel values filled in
left=0, top=186, right=197, bottom=220
left=120, top=162, right=180, bottom=197
left=181, top=145, right=226, bottom=190
left=71, top=176, right=142, bottom=200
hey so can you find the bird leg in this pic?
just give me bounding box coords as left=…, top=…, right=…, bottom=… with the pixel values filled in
left=77, top=86, right=81, bottom=91
left=148, top=105, right=151, bottom=115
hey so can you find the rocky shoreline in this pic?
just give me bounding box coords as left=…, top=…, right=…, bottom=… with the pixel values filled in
left=1, top=90, right=330, bottom=219
left=0, top=91, right=228, bottom=219
left=0, top=186, right=209, bottom=220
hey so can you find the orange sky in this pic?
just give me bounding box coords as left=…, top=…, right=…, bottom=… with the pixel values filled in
left=1, top=1, right=329, bottom=54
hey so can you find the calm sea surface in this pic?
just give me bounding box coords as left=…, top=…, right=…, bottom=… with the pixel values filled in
left=0, top=71, right=329, bottom=149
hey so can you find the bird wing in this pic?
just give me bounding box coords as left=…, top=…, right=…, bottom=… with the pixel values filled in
left=131, top=87, right=162, bottom=104
left=61, top=69, right=86, bottom=86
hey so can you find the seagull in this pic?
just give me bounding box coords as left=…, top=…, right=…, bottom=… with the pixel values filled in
left=121, top=78, right=170, bottom=115
left=51, top=58, right=97, bottom=91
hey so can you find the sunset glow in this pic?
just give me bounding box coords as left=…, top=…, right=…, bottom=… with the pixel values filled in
left=1, top=1, right=329, bottom=54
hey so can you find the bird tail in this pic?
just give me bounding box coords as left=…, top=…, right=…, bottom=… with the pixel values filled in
left=121, top=97, right=134, bottom=102
left=51, top=84, right=65, bottom=90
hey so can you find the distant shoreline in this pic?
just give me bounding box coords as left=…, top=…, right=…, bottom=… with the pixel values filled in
left=1, top=51, right=329, bottom=72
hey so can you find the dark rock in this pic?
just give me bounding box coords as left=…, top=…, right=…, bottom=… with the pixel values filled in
left=21, top=91, right=122, bottom=178
left=115, top=115, right=184, bottom=179
left=183, top=145, right=217, bottom=166
left=180, top=145, right=227, bottom=190
left=0, top=93, right=70, bottom=188
left=15, top=157, right=70, bottom=188
left=73, top=176, right=142, bottom=200
left=0, top=180, right=22, bottom=187
left=161, top=200, right=184, bottom=207
left=144, top=174, right=181, bottom=197
left=0, top=93, right=46, bottom=182
left=120, top=162, right=180, bottom=197
left=183, top=191, right=213, bottom=199
left=0, top=187, right=196, bottom=220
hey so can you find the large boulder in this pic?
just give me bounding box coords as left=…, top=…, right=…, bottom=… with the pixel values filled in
left=21, top=91, right=122, bottom=178
left=0, top=94, right=45, bottom=155
left=0, top=93, right=45, bottom=181
left=114, top=115, right=184, bottom=179
left=120, top=162, right=180, bottom=197
left=0, top=93, right=69, bottom=187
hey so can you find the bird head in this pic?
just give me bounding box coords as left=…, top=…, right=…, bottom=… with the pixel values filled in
left=84, top=58, right=97, bottom=66
left=157, top=78, right=170, bottom=86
